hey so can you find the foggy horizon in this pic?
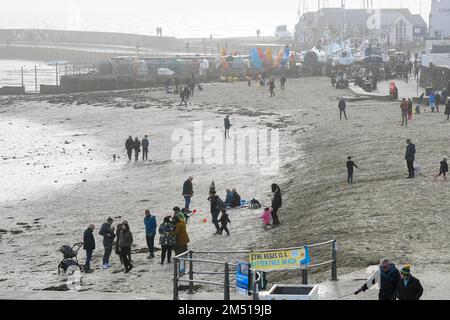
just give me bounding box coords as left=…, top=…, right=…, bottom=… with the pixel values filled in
left=0, top=0, right=432, bottom=38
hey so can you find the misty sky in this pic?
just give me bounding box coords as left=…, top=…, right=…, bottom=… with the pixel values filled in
left=0, top=0, right=432, bottom=37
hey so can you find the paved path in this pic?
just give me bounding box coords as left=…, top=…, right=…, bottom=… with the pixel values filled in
left=2, top=265, right=449, bottom=300
left=350, top=77, right=426, bottom=102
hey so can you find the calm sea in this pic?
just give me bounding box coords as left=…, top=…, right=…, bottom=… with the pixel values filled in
left=0, top=60, right=58, bottom=92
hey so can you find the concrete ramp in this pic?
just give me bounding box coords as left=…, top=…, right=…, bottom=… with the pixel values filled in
left=316, top=265, right=450, bottom=300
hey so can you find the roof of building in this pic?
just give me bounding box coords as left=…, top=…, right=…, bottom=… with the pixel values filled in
left=298, top=8, right=427, bottom=28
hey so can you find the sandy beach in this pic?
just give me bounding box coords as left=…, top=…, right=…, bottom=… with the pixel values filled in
left=1, top=77, right=450, bottom=298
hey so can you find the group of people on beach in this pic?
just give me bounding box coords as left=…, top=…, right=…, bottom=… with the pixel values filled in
left=255, top=75, right=287, bottom=97
left=399, top=88, right=450, bottom=127
left=82, top=209, right=190, bottom=274
left=81, top=175, right=283, bottom=273
left=345, top=138, right=448, bottom=184
left=125, top=135, right=150, bottom=162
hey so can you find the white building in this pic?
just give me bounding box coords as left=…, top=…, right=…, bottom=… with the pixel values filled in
left=430, top=0, right=450, bottom=38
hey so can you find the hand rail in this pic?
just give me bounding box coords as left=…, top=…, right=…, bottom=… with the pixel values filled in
left=173, top=240, right=338, bottom=301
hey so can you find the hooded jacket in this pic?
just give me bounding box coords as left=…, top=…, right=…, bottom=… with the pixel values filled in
left=99, top=223, right=115, bottom=245
left=119, top=229, right=133, bottom=248
left=174, top=220, right=190, bottom=247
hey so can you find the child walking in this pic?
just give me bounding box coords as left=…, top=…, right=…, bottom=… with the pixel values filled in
left=260, top=208, right=272, bottom=230
left=347, top=156, right=359, bottom=184
left=435, top=157, right=448, bottom=181
left=218, top=209, right=231, bottom=236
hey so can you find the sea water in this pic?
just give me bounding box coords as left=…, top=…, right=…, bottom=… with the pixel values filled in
left=0, top=60, right=58, bottom=92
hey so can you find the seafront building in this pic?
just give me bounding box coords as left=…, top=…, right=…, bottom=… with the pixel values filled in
left=296, top=8, right=427, bottom=48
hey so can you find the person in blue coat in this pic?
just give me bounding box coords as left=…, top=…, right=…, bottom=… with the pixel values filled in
left=225, top=189, right=233, bottom=207
left=355, top=258, right=401, bottom=300
left=141, top=135, right=150, bottom=161
left=83, top=224, right=96, bottom=273
left=144, top=210, right=157, bottom=259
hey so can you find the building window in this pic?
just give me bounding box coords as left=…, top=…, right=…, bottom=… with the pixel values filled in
left=396, top=20, right=407, bottom=44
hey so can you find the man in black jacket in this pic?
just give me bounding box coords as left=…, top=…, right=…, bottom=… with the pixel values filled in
left=208, top=191, right=221, bottom=234
left=339, top=98, right=347, bottom=120
left=83, top=224, right=96, bottom=273
left=405, top=139, right=416, bottom=179
left=397, top=265, right=423, bottom=300
left=142, top=135, right=149, bottom=161
left=355, top=259, right=401, bottom=300
left=271, top=184, right=282, bottom=225
left=182, top=176, right=194, bottom=210
left=99, top=218, right=115, bottom=270
left=224, top=116, right=232, bottom=139
left=125, top=136, right=134, bottom=161
left=133, top=137, right=141, bottom=162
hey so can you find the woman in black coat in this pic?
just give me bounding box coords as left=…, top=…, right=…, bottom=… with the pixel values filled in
left=271, top=184, right=282, bottom=225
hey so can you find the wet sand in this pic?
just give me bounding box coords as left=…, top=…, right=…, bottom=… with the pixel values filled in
left=1, top=78, right=450, bottom=298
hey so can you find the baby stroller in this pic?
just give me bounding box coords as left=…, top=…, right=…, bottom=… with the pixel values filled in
left=58, top=243, right=84, bottom=275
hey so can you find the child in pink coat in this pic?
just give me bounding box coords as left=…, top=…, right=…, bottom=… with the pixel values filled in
left=260, top=208, right=272, bottom=230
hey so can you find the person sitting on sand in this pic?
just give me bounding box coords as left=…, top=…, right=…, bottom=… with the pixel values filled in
left=434, top=157, right=448, bottom=181
left=225, top=189, right=233, bottom=207
left=231, top=188, right=241, bottom=208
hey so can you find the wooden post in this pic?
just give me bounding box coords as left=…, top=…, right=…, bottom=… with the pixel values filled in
left=301, top=268, right=308, bottom=285
left=34, top=65, right=37, bottom=92
left=56, top=63, right=58, bottom=86
left=188, top=251, right=194, bottom=294
left=173, top=258, right=179, bottom=300
left=21, top=67, right=24, bottom=87
left=224, top=262, right=230, bottom=301
left=252, top=270, right=259, bottom=300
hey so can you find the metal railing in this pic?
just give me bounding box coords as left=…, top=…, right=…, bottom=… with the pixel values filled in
left=172, top=240, right=337, bottom=300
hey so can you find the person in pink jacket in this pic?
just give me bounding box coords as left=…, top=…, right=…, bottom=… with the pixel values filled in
left=260, top=208, right=272, bottom=230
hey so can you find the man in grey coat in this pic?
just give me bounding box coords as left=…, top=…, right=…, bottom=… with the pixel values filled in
left=405, top=139, right=416, bottom=179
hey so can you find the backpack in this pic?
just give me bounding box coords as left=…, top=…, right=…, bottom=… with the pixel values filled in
left=249, top=199, right=261, bottom=209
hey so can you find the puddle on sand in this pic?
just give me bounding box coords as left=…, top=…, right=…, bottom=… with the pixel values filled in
left=0, top=116, right=109, bottom=204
